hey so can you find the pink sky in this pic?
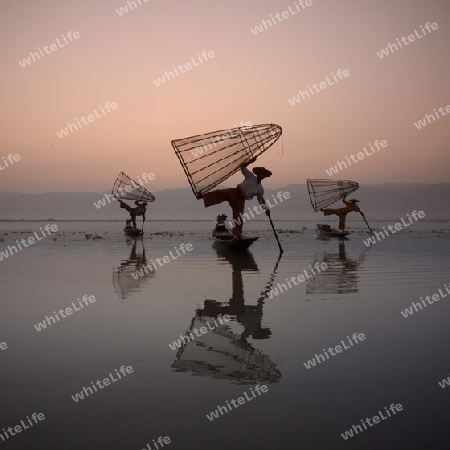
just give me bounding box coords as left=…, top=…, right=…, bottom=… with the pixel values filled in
left=0, top=0, right=449, bottom=193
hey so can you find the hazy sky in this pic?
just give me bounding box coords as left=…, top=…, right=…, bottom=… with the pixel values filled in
left=1, top=0, right=449, bottom=193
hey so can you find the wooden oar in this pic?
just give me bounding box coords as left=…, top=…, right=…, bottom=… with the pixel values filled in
left=360, top=211, right=373, bottom=234
left=268, top=215, right=284, bottom=253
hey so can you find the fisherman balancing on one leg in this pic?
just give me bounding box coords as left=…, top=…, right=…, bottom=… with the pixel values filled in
left=119, top=200, right=147, bottom=231
left=197, top=158, right=272, bottom=238
left=321, top=196, right=360, bottom=231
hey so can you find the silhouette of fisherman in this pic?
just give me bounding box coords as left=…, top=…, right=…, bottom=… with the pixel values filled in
left=197, top=158, right=272, bottom=238
left=119, top=200, right=147, bottom=230
left=321, top=196, right=361, bottom=231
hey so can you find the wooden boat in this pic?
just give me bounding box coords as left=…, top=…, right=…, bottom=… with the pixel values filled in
left=316, top=223, right=349, bottom=238
left=212, top=215, right=258, bottom=250
left=124, top=225, right=143, bottom=237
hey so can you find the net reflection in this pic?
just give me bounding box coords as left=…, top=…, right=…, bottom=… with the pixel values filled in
left=307, top=241, right=368, bottom=295
left=112, top=237, right=155, bottom=300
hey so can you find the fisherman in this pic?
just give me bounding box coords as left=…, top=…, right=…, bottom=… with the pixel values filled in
left=321, top=196, right=360, bottom=231
left=119, top=200, right=147, bottom=230
left=197, top=158, right=271, bottom=238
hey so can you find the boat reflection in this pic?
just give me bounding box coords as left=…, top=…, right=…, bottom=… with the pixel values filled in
left=306, top=241, right=368, bottom=295
left=112, top=238, right=155, bottom=300
left=171, top=246, right=282, bottom=384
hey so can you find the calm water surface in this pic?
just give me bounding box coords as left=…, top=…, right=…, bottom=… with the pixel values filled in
left=1, top=221, right=450, bottom=449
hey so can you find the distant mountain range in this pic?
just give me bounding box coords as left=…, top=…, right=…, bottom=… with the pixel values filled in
left=0, top=184, right=449, bottom=221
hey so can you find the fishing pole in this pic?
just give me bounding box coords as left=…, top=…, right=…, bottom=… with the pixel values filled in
left=360, top=211, right=373, bottom=234
left=268, top=215, right=284, bottom=253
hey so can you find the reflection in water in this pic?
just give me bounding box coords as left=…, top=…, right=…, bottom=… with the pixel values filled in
left=112, top=238, right=155, bottom=299
left=307, top=241, right=368, bottom=295
left=172, top=246, right=282, bottom=384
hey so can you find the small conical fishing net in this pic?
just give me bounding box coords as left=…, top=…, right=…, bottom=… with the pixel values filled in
left=307, top=179, right=359, bottom=212
left=112, top=172, right=155, bottom=202
left=172, top=123, right=282, bottom=197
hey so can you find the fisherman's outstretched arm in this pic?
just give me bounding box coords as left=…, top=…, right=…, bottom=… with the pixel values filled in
left=240, top=157, right=257, bottom=175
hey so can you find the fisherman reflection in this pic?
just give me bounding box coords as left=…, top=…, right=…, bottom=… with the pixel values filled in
left=306, top=241, right=368, bottom=295
left=112, top=238, right=154, bottom=300
left=171, top=247, right=281, bottom=384
left=198, top=248, right=271, bottom=341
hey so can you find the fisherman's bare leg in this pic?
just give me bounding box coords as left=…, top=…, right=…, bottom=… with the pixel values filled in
left=203, top=188, right=237, bottom=207
left=131, top=212, right=138, bottom=230
left=203, top=188, right=245, bottom=237
left=231, top=198, right=245, bottom=237
left=120, top=200, right=132, bottom=212
left=338, top=214, right=346, bottom=231
left=323, top=208, right=336, bottom=216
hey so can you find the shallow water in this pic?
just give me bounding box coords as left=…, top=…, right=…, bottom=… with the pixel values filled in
left=1, top=221, right=450, bottom=449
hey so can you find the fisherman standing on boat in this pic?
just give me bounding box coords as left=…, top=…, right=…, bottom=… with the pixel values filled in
left=119, top=200, right=147, bottom=231
left=321, top=196, right=360, bottom=231
left=197, top=158, right=272, bottom=238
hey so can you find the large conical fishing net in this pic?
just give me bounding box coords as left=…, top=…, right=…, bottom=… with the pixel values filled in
left=112, top=172, right=155, bottom=202
left=307, top=179, right=359, bottom=212
left=172, top=123, right=282, bottom=197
